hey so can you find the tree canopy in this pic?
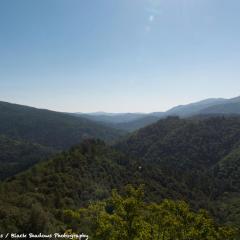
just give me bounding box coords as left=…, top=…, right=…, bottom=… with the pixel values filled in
left=64, top=185, right=238, bottom=240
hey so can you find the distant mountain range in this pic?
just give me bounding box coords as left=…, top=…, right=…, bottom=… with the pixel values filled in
left=76, top=96, right=240, bottom=131
left=165, top=96, right=240, bottom=117
left=75, top=112, right=147, bottom=124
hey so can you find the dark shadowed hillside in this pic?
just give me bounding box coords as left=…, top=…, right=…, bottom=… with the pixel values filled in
left=116, top=116, right=240, bottom=170
left=0, top=101, right=125, bottom=150
left=116, top=116, right=240, bottom=227
left=0, top=101, right=125, bottom=180
left=0, top=135, right=55, bottom=180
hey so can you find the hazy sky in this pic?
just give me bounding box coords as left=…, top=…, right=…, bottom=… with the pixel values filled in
left=1, top=0, right=240, bottom=113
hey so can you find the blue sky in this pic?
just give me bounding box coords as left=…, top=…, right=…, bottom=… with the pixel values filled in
left=0, top=0, right=240, bottom=112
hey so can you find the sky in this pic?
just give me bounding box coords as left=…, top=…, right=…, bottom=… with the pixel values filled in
left=0, top=0, right=240, bottom=113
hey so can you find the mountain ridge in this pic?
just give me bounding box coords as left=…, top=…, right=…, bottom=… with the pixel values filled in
left=0, top=101, right=124, bottom=150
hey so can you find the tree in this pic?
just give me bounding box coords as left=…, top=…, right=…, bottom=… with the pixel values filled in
left=64, top=185, right=238, bottom=240
left=27, top=204, right=52, bottom=234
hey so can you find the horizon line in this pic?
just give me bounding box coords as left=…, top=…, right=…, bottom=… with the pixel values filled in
left=0, top=94, right=239, bottom=115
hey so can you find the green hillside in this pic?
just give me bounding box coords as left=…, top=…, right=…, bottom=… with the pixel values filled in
left=0, top=140, right=193, bottom=233
left=0, top=101, right=124, bottom=149
left=0, top=135, right=55, bottom=180
left=117, top=116, right=240, bottom=170
left=0, top=140, right=131, bottom=232
left=0, top=116, right=240, bottom=236
left=116, top=116, right=240, bottom=227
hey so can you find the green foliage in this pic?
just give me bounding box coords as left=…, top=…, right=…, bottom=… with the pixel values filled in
left=26, top=204, right=53, bottom=234
left=0, top=116, right=240, bottom=235
left=117, top=116, right=240, bottom=225
left=0, top=100, right=125, bottom=181
left=0, top=140, right=134, bottom=233
left=65, top=186, right=238, bottom=240
left=0, top=135, right=55, bottom=180
left=117, top=116, right=240, bottom=171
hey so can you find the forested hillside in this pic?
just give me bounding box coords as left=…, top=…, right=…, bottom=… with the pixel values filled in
left=0, top=133, right=239, bottom=236
left=117, top=116, right=240, bottom=171
left=116, top=116, right=240, bottom=227
left=0, top=115, right=240, bottom=237
left=0, top=101, right=125, bottom=180
left=0, top=135, right=55, bottom=180
left=65, top=186, right=238, bottom=240
left=0, top=140, right=194, bottom=233
left=0, top=101, right=124, bottom=150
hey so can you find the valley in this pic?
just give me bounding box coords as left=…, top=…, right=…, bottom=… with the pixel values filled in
left=0, top=100, right=240, bottom=238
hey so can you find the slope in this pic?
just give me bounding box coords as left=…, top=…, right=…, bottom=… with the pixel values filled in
left=0, top=139, right=190, bottom=233
left=165, top=98, right=228, bottom=117
left=116, top=116, right=240, bottom=170
left=116, top=116, right=240, bottom=226
left=112, top=115, right=160, bottom=132
left=0, top=101, right=124, bottom=150
left=1, top=117, right=240, bottom=232
left=0, top=135, right=55, bottom=180
left=200, top=102, right=240, bottom=115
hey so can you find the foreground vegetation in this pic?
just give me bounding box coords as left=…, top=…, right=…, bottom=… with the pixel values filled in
left=64, top=185, right=238, bottom=240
